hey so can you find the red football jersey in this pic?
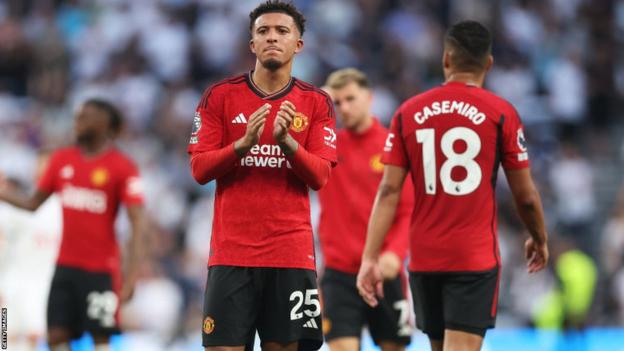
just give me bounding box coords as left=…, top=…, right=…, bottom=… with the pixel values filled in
left=37, top=146, right=144, bottom=273
left=383, top=82, right=529, bottom=272
left=318, top=119, right=413, bottom=274
left=188, top=73, right=337, bottom=270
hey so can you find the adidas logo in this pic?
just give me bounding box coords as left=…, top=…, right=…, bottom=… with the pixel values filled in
left=232, top=113, right=247, bottom=124
left=302, top=318, right=318, bottom=329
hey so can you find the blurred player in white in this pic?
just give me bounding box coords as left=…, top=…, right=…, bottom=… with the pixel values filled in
left=0, top=153, right=62, bottom=351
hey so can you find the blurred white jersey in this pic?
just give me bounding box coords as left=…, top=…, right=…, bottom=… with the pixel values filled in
left=0, top=196, right=62, bottom=337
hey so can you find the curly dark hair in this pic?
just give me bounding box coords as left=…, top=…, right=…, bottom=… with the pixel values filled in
left=249, top=0, right=306, bottom=36
left=84, top=98, right=123, bottom=135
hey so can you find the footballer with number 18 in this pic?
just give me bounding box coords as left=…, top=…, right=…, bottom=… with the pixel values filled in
left=358, top=21, right=549, bottom=351
left=188, top=1, right=337, bottom=351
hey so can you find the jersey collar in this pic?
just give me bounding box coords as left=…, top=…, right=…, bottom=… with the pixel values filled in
left=246, top=71, right=295, bottom=100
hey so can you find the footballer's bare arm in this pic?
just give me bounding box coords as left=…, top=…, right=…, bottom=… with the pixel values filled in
left=358, top=165, right=408, bottom=307
left=0, top=174, right=50, bottom=211
left=120, top=204, right=146, bottom=303
left=505, top=168, right=549, bottom=273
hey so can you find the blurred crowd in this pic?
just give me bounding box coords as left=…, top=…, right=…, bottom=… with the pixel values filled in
left=0, top=0, right=623, bottom=349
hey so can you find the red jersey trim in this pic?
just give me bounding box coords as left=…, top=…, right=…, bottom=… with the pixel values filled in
left=489, top=115, right=503, bottom=317
left=407, top=266, right=498, bottom=274
left=245, top=71, right=295, bottom=100
left=490, top=115, right=503, bottom=268
left=293, top=80, right=335, bottom=120
left=396, top=112, right=411, bottom=168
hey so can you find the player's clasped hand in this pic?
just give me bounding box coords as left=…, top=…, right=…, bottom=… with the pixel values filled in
left=273, top=100, right=296, bottom=142
left=525, top=237, right=549, bottom=273
left=356, top=258, right=385, bottom=307
left=243, top=103, right=271, bottom=147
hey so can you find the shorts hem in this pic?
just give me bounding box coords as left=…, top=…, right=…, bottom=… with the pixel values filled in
left=409, top=266, right=498, bottom=275
left=324, top=332, right=361, bottom=342
left=202, top=339, right=249, bottom=347
left=445, top=322, right=488, bottom=337
left=370, top=336, right=412, bottom=347
left=207, top=262, right=317, bottom=270
left=421, top=329, right=444, bottom=341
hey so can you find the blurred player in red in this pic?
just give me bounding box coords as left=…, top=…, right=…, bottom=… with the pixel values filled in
left=0, top=99, right=146, bottom=351
left=318, top=68, right=413, bottom=351
left=187, top=1, right=336, bottom=351
left=357, top=21, right=549, bottom=351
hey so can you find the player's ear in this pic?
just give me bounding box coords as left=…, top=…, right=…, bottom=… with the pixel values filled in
left=294, top=38, right=304, bottom=54
left=485, top=55, right=494, bottom=72
left=443, top=50, right=452, bottom=70
left=249, top=38, right=256, bottom=54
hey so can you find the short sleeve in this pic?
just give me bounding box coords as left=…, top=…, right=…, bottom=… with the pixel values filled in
left=500, top=106, right=530, bottom=170
left=381, top=111, right=409, bottom=168
left=305, top=93, right=337, bottom=166
left=36, top=151, right=61, bottom=194
left=120, top=161, right=144, bottom=206
left=187, top=86, right=225, bottom=155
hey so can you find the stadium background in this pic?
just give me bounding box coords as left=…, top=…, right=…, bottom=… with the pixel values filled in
left=0, top=0, right=623, bottom=350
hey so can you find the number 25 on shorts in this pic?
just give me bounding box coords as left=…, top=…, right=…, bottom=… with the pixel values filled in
left=290, top=289, right=321, bottom=320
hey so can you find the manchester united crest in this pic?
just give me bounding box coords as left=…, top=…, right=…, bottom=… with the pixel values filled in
left=203, top=316, right=215, bottom=334
left=370, top=154, right=384, bottom=173
left=91, top=168, right=109, bottom=186
left=291, top=113, right=309, bottom=132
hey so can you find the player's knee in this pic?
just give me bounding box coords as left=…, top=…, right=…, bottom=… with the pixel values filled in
left=47, top=327, right=72, bottom=347
left=379, top=341, right=405, bottom=351
left=428, top=339, right=443, bottom=351
left=92, top=334, right=110, bottom=345
left=328, top=337, right=359, bottom=351
left=48, top=342, right=71, bottom=351
left=93, top=336, right=112, bottom=351
left=443, top=329, right=484, bottom=351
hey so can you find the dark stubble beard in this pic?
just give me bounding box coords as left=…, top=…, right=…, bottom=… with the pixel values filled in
left=76, top=130, right=97, bottom=146
left=262, top=58, right=283, bottom=71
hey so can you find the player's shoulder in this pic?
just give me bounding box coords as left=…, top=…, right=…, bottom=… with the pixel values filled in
left=292, top=77, right=335, bottom=118
left=293, top=78, right=332, bottom=102
left=209, top=73, right=248, bottom=90
left=397, top=86, right=441, bottom=113
left=473, top=87, right=519, bottom=116
left=109, top=148, right=138, bottom=169
left=199, top=73, right=248, bottom=99
left=50, top=146, right=78, bottom=160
